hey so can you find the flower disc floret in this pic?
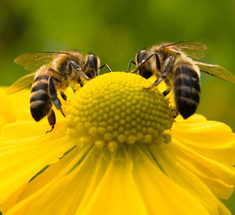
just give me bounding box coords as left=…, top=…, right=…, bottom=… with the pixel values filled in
left=65, top=72, right=173, bottom=151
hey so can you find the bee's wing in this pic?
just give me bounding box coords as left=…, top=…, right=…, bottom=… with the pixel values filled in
left=6, top=72, right=36, bottom=94
left=14, top=52, right=67, bottom=72
left=195, top=62, right=235, bottom=83
left=166, top=41, right=207, bottom=60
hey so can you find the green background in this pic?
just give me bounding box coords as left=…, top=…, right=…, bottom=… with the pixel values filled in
left=0, top=0, right=235, bottom=212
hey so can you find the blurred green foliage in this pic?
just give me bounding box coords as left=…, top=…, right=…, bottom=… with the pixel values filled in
left=0, top=0, right=235, bottom=212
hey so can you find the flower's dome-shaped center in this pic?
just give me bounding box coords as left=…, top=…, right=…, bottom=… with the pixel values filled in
left=65, top=72, right=173, bottom=151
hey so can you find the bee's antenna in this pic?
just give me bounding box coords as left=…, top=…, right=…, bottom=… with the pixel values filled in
left=127, top=60, right=136, bottom=72
left=99, top=64, right=112, bottom=72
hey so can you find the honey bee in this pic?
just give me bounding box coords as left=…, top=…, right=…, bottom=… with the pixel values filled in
left=7, top=50, right=100, bottom=132
left=132, top=41, right=235, bottom=119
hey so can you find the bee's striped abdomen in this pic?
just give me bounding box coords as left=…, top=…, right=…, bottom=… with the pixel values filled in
left=30, top=75, right=52, bottom=121
left=173, top=63, right=200, bottom=119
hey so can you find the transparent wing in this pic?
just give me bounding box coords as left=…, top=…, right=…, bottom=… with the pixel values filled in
left=165, top=41, right=207, bottom=59
left=6, top=73, right=36, bottom=94
left=195, top=62, right=235, bottom=83
left=14, top=52, right=67, bottom=72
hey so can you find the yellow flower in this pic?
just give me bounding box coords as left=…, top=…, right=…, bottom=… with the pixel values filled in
left=0, top=72, right=235, bottom=215
left=0, top=88, right=31, bottom=129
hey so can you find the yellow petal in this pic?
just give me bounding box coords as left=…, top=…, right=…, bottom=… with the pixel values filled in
left=150, top=143, right=231, bottom=214
left=76, top=147, right=148, bottom=215
left=172, top=114, right=235, bottom=165
left=1, top=121, right=53, bottom=139
left=131, top=146, right=212, bottom=215
left=0, top=88, right=31, bottom=129
left=5, top=144, right=100, bottom=215
left=0, top=122, right=74, bottom=211
left=161, top=139, right=235, bottom=199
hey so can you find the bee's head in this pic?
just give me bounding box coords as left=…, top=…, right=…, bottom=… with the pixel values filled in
left=136, top=49, right=147, bottom=65
left=85, top=54, right=100, bottom=78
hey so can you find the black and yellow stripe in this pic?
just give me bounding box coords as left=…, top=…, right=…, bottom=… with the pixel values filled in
left=30, top=75, right=52, bottom=121
left=173, top=63, right=200, bottom=119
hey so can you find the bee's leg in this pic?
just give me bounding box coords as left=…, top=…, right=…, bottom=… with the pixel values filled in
left=78, top=81, right=84, bottom=87
left=76, top=76, right=84, bottom=87
left=70, top=60, right=90, bottom=80
left=162, top=79, right=172, bottom=96
left=162, top=88, right=171, bottom=97
left=171, top=108, right=178, bottom=118
left=173, top=112, right=179, bottom=118
left=60, top=91, right=67, bottom=101
left=48, top=76, right=65, bottom=117
left=126, top=60, right=136, bottom=72
left=145, top=56, right=174, bottom=90
left=99, top=64, right=112, bottom=73
left=46, top=109, right=56, bottom=133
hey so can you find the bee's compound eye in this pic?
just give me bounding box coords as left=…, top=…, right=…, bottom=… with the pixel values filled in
left=87, top=55, right=98, bottom=77
left=88, top=55, right=98, bottom=67
left=88, top=54, right=96, bottom=61
left=137, top=50, right=147, bottom=64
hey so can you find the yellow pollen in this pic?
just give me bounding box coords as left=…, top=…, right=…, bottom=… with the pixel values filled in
left=64, top=72, right=174, bottom=151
